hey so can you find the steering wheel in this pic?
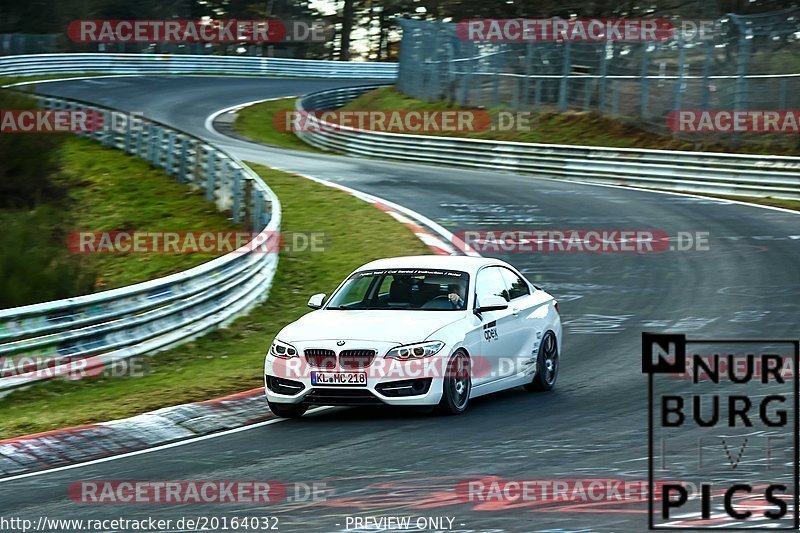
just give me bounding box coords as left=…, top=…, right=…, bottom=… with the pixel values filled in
left=429, top=295, right=458, bottom=309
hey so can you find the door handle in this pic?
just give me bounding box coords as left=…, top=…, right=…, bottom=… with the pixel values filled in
left=511, top=307, right=520, bottom=316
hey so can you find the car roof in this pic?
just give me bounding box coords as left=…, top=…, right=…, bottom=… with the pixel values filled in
left=356, top=255, right=508, bottom=275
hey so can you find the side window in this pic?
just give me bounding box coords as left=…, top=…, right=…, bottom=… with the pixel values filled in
left=500, top=268, right=531, bottom=300
left=475, top=267, right=510, bottom=304
left=377, top=275, right=393, bottom=297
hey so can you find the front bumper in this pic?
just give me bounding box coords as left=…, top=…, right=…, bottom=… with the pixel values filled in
left=264, top=348, right=447, bottom=407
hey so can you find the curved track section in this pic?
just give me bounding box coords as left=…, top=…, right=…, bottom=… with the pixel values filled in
left=2, top=76, right=797, bottom=532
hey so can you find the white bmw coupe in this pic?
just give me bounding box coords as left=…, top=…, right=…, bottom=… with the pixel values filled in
left=264, top=255, right=562, bottom=417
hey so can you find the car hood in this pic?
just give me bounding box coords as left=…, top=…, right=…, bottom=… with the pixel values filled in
left=278, top=309, right=465, bottom=344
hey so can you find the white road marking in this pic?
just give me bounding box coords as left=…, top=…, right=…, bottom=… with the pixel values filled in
left=204, top=96, right=298, bottom=135
left=0, top=406, right=334, bottom=483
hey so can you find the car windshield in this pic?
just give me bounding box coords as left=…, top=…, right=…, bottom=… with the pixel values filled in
left=326, top=268, right=470, bottom=311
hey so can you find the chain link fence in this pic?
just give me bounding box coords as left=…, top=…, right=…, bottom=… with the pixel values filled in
left=397, top=9, right=800, bottom=148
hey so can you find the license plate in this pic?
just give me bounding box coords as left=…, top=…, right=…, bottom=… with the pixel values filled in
left=311, top=371, right=367, bottom=386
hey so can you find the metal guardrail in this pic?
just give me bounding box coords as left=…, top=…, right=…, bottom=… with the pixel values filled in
left=296, top=86, right=800, bottom=201
left=0, top=53, right=398, bottom=79
left=0, top=94, right=281, bottom=393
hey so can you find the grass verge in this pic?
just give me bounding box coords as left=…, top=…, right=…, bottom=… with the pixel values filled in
left=231, top=97, right=323, bottom=153
left=339, top=87, right=800, bottom=156
left=234, top=89, right=800, bottom=213
left=701, top=193, right=800, bottom=212
left=0, top=164, right=431, bottom=439
left=0, top=137, right=239, bottom=307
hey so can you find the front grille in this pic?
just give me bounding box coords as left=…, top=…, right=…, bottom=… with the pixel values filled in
left=302, top=388, right=384, bottom=406
left=305, top=349, right=336, bottom=369
left=339, top=349, right=376, bottom=370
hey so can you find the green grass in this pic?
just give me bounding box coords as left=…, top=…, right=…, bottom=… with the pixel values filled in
left=0, top=137, right=239, bottom=308
left=0, top=164, right=431, bottom=439
left=56, top=138, right=240, bottom=291
left=231, top=97, right=324, bottom=153
left=703, top=194, right=800, bottom=212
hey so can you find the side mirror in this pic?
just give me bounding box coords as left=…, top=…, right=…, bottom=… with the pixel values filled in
left=307, top=293, right=326, bottom=309
left=475, top=295, right=508, bottom=313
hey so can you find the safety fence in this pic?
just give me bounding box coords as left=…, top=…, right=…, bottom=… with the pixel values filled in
left=0, top=53, right=398, bottom=79
left=297, top=85, right=800, bottom=200
left=0, top=93, right=281, bottom=393
left=396, top=11, right=800, bottom=147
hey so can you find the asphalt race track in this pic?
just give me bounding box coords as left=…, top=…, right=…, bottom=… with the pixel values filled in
left=2, top=76, right=798, bottom=532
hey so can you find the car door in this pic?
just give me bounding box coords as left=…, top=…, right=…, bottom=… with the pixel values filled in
left=471, top=266, right=517, bottom=387
left=499, top=267, right=542, bottom=379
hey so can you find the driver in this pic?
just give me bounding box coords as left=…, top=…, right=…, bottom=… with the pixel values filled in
left=447, top=283, right=466, bottom=309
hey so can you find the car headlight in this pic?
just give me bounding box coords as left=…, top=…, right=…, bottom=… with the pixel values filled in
left=385, top=341, right=445, bottom=360
left=269, top=339, right=298, bottom=358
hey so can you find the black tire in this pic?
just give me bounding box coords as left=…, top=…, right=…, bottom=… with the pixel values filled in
left=524, top=331, right=559, bottom=392
left=436, top=351, right=472, bottom=415
left=267, top=401, right=308, bottom=418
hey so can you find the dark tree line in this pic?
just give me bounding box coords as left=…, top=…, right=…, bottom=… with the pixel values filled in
left=1, top=0, right=796, bottom=60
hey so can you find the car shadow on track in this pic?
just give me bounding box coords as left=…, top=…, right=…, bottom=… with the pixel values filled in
left=296, top=386, right=562, bottom=423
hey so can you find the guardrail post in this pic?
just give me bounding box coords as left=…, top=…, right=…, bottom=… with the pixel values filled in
left=205, top=150, right=217, bottom=202
left=124, top=116, right=134, bottom=153
left=178, top=136, right=190, bottom=183
left=252, top=189, right=263, bottom=232
left=232, top=169, right=244, bottom=224
left=165, top=131, right=176, bottom=175
left=101, top=110, right=113, bottom=147
left=149, top=125, right=162, bottom=166
left=134, top=122, right=146, bottom=157
left=243, top=174, right=253, bottom=229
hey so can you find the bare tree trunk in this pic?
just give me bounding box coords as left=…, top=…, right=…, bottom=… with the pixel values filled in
left=340, top=0, right=355, bottom=61
left=376, top=8, right=386, bottom=60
